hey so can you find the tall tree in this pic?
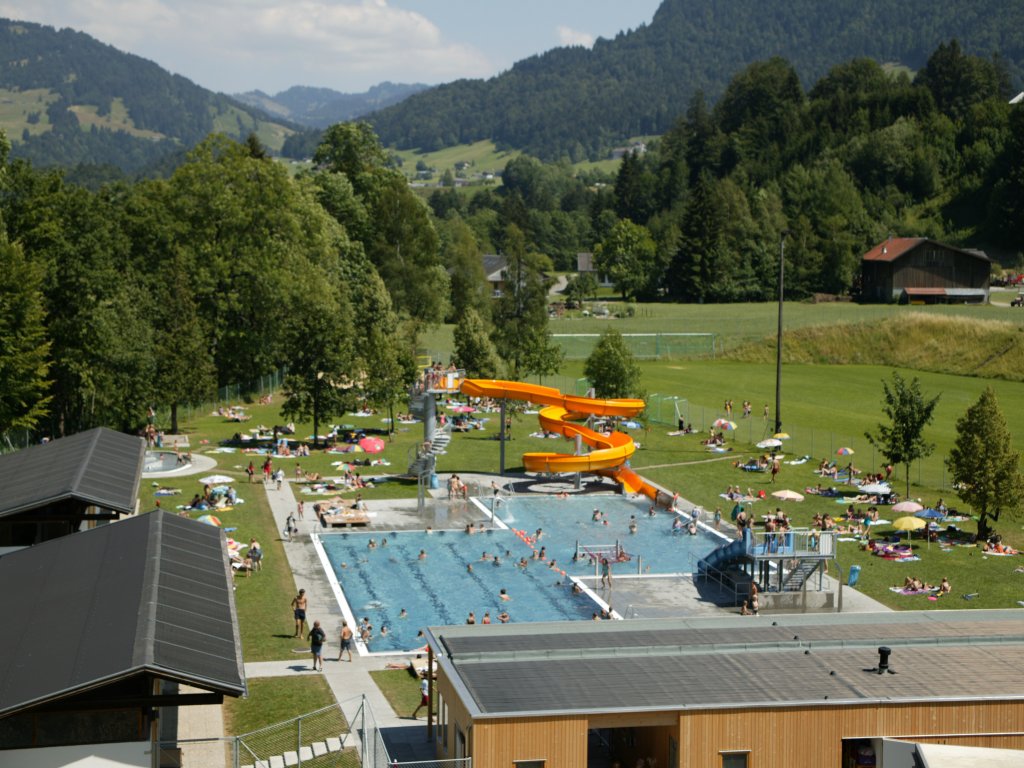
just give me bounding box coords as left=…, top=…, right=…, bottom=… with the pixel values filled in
left=490, top=225, right=562, bottom=379
left=864, top=372, right=940, bottom=497
left=0, top=239, right=51, bottom=442
left=946, top=388, right=1024, bottom=541
left=583, top=328, right=642, bottom=399
left=453, top=307, right=502, bottom=379
left=594, top=218, right=657, bottom=301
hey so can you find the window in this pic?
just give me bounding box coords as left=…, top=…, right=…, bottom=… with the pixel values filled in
left=721, top=752, right=749, bottom=768
left=513, top=761, right=545, bottom=768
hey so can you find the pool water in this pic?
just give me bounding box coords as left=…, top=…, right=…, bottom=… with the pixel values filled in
left=142, top=450, right=188, bottom=474
left=318, top=495, right=727, bottom=653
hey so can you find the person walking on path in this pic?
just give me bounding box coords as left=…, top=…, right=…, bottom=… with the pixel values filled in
left=308, top=621, right=326, bottom=671
left=411, top=677, right=430, bottom=719
left=291, top=589, right=308, bottom=638
left=338, top=621, right=354, bottom=662
left=770, top=458, right=780, bottom=484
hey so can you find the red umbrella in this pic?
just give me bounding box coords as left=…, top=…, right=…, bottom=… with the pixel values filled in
left=358, top=436, right=385, bottom=454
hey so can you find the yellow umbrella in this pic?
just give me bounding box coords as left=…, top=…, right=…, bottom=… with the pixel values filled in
left=773, top=432, right=790, bottom=440
left=892, top=515, right=926, bottom=542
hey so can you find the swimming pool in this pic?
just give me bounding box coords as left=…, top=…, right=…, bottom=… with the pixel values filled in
left=142, top=450, right=190, bottom=474
left=317, top=494, right=728, bottom=653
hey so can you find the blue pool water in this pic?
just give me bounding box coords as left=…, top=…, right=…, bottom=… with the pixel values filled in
left=319, top=495, right=727, bottom=653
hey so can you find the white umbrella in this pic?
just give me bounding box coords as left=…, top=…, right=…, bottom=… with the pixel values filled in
left=859, top=483, right=891, bottom=495
left=771, top=489, right=804, bottom=502
left=199, top=474, right=234, bottom=485
left=756, top=438, right=783, bottom=449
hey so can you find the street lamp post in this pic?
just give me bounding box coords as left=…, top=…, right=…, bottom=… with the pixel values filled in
left=774, top=231, right=789, bottom=437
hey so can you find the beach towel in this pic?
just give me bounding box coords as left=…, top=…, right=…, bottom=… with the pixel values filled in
left=889, top=586, right=938, bottom=595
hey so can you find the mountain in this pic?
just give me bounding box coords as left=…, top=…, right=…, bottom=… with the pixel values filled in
left=234, top=82, right=428, bottom=129
left=368, top=0, right=1024, bottom=161
left=0, top=19, right=297, bottom=174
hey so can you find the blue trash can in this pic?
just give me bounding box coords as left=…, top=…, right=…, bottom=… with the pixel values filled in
left=848, top=564, right=861, bottom=587
left=429, top=473, right=439, bottom=489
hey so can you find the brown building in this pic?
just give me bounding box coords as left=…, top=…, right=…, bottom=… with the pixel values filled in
left=423, top=610, right=1024, bottom=767
left=861, top=237, right=990, bottom=304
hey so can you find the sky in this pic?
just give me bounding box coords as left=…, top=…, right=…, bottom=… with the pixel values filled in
left=0, top=0, right=664, bottom=95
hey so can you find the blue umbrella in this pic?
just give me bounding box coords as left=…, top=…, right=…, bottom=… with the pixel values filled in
left=915, top=508, right=945, bottom=520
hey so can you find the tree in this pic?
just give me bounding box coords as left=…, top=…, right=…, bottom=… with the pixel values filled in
left=453, top=307, right=502, bottom=378
left=864, top=372, right=940, bottom=498
left=594, top=218, right=657, bottom=301
left=0, top=239, right=51, bottom=441
left=490, top=224, right=562, bottom=379
left=583, top=328, right=642, bottom=399
left=564, top=271, right=597, bottom=307
left=946, top=388, right=1024, bottom=540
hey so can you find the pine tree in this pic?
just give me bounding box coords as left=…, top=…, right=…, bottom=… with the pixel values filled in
left=0, top=239, right=52, bottom=440
left=583, top=328, right=642, bottom=399
left=947, top=388, right=1024, bottom=540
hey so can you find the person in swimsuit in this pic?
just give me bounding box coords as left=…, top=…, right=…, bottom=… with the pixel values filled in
left=291, top=589, right=308, bottom=637
left=307, top=620, right=325, bottom=671
left=338, top=621, right=353, bottom=662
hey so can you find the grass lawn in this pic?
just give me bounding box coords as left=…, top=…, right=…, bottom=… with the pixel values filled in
left=369, top=669, right=426, bottom=720
left=223, top=676, right=341, bottom=735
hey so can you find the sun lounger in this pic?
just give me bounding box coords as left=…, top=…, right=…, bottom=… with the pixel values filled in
left=322, top=513, right=370, bottom=528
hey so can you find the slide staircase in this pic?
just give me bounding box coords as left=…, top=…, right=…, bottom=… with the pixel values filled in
left=460, top=379, right=660, bottom=501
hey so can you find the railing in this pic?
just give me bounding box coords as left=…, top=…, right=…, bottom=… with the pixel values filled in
left=747, top=529, right=837, bottom=558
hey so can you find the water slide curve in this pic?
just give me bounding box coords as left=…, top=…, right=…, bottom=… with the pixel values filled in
left=459, top=379, right=659, bottom=500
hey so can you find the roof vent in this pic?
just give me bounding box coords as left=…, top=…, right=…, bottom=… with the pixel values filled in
left=868, top=646, right=896, bottom=675
left=882, top=246, right=888, bottom=255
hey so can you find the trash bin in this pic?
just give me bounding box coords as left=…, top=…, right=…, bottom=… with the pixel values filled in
left=847, top=564, right=861, bottom=588
left=429, top=473, right=439, bottom=489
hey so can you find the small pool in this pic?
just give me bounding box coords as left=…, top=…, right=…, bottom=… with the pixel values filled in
left=142, top=450, right=190, bottom=474
left=318, top=494, right=728, bottom=653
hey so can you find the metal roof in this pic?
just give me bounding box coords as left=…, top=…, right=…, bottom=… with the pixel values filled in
left=428, top=611, right=1024, bottom=718
left=863, top=238, right=990, bottom=264
left=0, top=428, right=144, bottom=518
left=0, top=511, right=245, bottom=717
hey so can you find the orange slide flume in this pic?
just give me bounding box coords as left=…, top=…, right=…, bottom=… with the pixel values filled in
left=460, top=379, right=657, bottom=497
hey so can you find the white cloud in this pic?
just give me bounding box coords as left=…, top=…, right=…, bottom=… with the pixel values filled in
left=556, top=25, right=594, bottom=48
left=0, top=0, right=494, bottom=92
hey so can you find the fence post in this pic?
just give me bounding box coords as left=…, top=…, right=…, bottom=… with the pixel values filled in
left=297, top=715, right=302, bottom=767
left=360, top=696, right=367, bottom=768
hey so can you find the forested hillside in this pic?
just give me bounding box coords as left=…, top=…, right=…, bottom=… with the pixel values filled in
left=369, top=0, right=1024, bottom=160
left=234, top=82, right=428, bottom=129
left=0, top=19, right=296, bottom=173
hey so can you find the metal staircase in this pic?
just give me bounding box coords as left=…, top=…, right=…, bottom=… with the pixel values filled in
left=781, top=559, right=823, bottom=592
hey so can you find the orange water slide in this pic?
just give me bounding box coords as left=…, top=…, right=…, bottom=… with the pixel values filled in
left=459, top=379, right=661, bottom=500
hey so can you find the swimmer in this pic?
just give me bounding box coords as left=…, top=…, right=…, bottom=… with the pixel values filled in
left=535, top=528, right=543, bottom=540
left=548, top=559, right=558, bottom=569
left=482, top=612, right=492, bottom=624
left=538, top=546, right=547, bottom=560
left=592, top=508, right=602, bottom=521
left=418, top=549, right=427, bottom=560
left=628, top=521, right=638, bottom=535
left=498, top=611, right=510, bottom=623
left=648, top=506, right=657, bottom=517
left=556, top=491, right=569, bottom=499
left=480, top=551, right=491, bottom=561
left=493, top=556, right=501, bottom=566
left=572, top=582, right=583, bottom=594
left=381, top=538, right=388, bottom=547
left=518, top=557, right=528, bottom=568
left=466, top=563, right=473, bottom=573
left=399, top=608, right=408, bottom=619
left=380, top=626, right=388, bottom=637
left=500, top=588, right=511, bottom=601
left=368, top=539, right=376, bottom=549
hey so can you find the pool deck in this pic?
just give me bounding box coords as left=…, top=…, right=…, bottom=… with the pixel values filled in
left=221, top=471, right=887, bottom=762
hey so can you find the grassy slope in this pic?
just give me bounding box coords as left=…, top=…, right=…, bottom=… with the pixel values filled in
left=0, top=87, right=58, bottom=140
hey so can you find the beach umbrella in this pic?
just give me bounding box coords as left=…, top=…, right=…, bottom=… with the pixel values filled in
left=452, top=405, right=475, bottom=413
left=915, top=508, right=945, bottom=520
left=836, top=447, right=854, bottom=456
left=772, top=432, right=790, bottom=440
left=713, top=419, right=737, bottom=430
left=756, top=438, right=783, bottom=449
left=892, top=500, right=924, bottom=514
left=892, top=515, right=926, bottom=542
left=771, top=489, right=804, bottom=502
left=199, top=474, right=234, bottom=485
left=358, top=436, right=386, bottom=454
left=196, top=514, right=222, bottom=527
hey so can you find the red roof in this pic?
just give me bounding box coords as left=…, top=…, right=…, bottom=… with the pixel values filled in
left=862, top=237, right=926, bottom=262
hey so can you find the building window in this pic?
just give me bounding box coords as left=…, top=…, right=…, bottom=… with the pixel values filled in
left=721, top=752, right=749, bottom=768
left=513, top=761, right=545, bottom=768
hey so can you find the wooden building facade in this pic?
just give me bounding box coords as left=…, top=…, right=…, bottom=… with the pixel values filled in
left=425, top=611, right=1024, bottom=768
left=860, top=237, right=990, bottom=304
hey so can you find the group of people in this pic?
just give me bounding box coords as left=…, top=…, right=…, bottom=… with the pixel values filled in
left=447, top=474, right=469, bottom=499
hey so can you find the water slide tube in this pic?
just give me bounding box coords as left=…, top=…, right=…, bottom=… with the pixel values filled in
left=459, top=379, right=661, bottom=500
left=697, top=527, right=754, bottom=576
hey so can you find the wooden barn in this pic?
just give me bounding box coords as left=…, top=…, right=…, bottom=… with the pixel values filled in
left=860, top=237, right=990, bottom=304
left=421, top=610, right=1024, bottom=768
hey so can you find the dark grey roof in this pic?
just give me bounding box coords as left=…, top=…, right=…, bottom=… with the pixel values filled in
left=481, top=254, right=507, bottom=281
left=428, top=611, right=1024, bottom=718
left=0, top=511, right=245, bottom=717
left=0, top=427, right=144, bottom=518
